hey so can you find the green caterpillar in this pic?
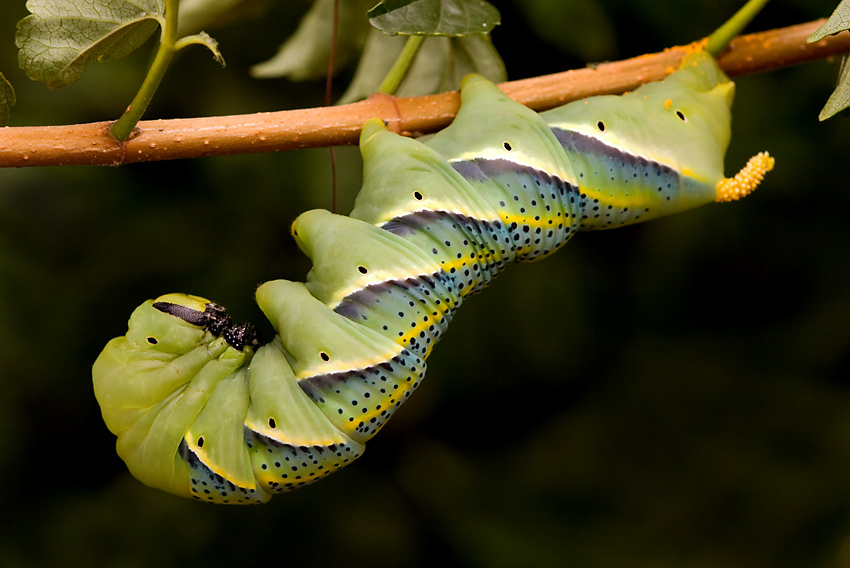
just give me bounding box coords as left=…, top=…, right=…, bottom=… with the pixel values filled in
left=93, top=48, right=773, bottom=504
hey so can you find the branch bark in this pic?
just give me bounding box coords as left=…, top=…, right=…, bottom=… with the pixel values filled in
left=0, top=19, right=846, bottom=169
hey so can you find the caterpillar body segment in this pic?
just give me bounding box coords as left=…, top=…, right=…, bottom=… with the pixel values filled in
left=93, top=48, right=773, bottom=504
left=292, top=209, right=448, bottom=308
left=425, top=73, right=579, bottom=186
left=244, top=342, right=366, bottom=489
left=291, top=211, right=462, bottom=360
left=543, top=51, right=737, bottom=230
left=256, top=279, right=427, bottom=444
left=352, top=118, right=499, bottom=226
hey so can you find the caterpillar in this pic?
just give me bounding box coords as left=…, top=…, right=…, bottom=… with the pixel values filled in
left=93, top=48, right=773, bottom=504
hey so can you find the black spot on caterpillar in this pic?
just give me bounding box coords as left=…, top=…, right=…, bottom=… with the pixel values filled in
left=92, top=50, right=773, bottom=504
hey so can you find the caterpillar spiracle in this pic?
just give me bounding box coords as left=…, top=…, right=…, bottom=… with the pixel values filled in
left=93, top=49, right=774, bottom=504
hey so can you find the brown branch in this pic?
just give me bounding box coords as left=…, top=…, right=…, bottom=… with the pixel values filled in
left=0, top=19, right=846, bottom=169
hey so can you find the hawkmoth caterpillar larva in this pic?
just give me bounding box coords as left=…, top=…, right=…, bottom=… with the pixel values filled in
left=93, top=48, right=773, bottom=504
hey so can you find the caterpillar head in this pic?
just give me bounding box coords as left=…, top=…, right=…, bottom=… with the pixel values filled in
left=126, top=293, right=260, bottom=354
left=125, top=294, right=211, bottom=355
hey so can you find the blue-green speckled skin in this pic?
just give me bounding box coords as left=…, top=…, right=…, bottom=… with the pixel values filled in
left=93, top=51, right=756, bottom=504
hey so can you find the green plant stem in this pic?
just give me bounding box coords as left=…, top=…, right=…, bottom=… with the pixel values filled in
left=378, top=35, right=425, bottom=96
left=109, top=0, right=180, bottom=141
left=707, top=0, right=772, bottom=55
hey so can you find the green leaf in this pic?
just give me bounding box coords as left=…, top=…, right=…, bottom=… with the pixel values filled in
left=16, top=0, right=165, bottom=89
left=251, top=0, right=375, bottom=81
left=0, top=73, right=16, bottom=126
left=808, top=0, right=850, bottom=42
left=809, top=1, right=850, bottom=119
left=817, top=56, right=850, bottom=120
left=367, top=0, right=419, bottom=16
left=368, top=0, right=500, bottom=36
left=338, top=29, right=505, bottom=103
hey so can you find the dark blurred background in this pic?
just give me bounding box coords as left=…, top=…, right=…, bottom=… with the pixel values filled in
left=2, top=0, right=850, bottom=566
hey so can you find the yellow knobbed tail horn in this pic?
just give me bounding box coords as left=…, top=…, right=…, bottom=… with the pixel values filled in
left=716, top=152, right=775, bottom=202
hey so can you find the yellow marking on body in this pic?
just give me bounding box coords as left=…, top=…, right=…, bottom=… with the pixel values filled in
left=340, top=381, right=418, bottom=435
left=393, top=302, right=457, bottom=359
left=245, top=421, right=351, bottom=448
left=578, top=185, right=652, bottom=211
left=680, top=167, right=709, bottom=183
left=498, top=211, right=571, bottom=232
left=665, top=98, right=673, bottom=110
left=298, top=345, right=406, bottom=378
left=436, top=256, right=490, bottom=298
left=184, top=432, right=259, bottom=488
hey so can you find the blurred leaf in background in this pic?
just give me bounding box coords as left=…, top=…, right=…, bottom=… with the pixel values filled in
left=366, top=0, right=501, bottom=35
left=339, top=31, right=505, bottom=102
left=807, top=0, right=850, bottom=119
left=250, top=0, right=376, bottom=81
left=2, top=1, right=850, bottom=567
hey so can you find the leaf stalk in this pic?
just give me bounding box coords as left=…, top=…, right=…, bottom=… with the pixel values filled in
left=109, top=0, right=180, bottom=141
left=378, top=35, right=426, bottom=95
left=707, top=0, right=772, bottom=55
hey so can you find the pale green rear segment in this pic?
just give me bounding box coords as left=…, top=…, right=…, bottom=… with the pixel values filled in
left=545, top=50, right=732, bottom=184
left=543, top=50, right=734, bottom=228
